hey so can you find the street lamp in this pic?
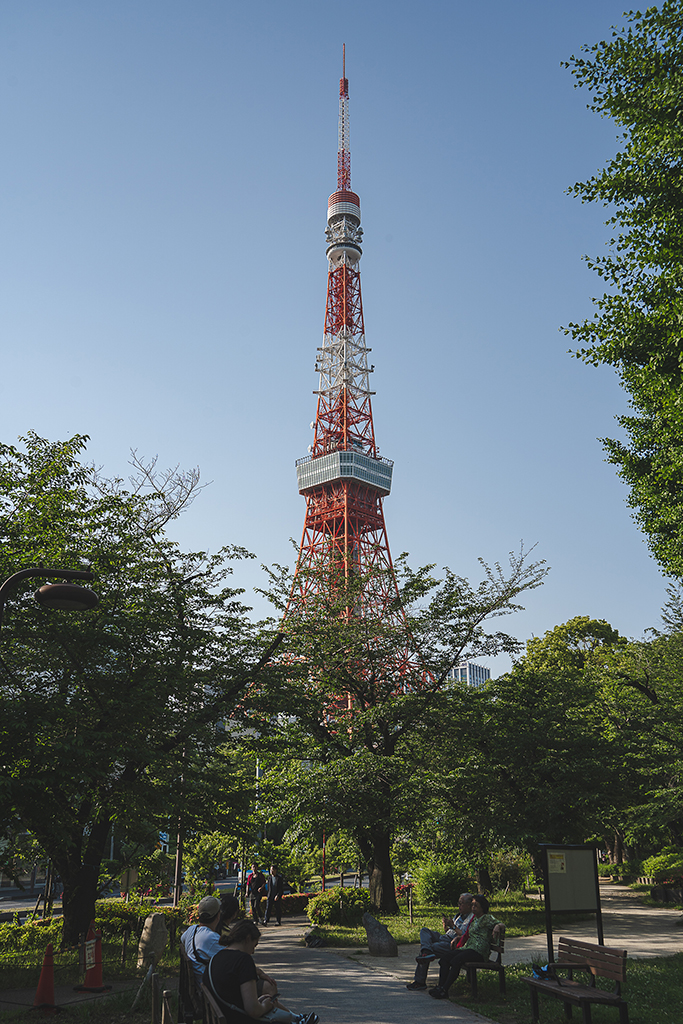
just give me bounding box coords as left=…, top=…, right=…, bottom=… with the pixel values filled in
left=0, top=567, right=98, bottom=634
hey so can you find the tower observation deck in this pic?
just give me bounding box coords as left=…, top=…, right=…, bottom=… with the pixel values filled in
left=292, top=53, right=400, bottom=619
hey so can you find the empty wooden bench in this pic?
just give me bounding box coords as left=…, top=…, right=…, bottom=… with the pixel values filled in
left=465, top=924, right=506, bottom=997
left=523, top=936, right=629, bottom=1023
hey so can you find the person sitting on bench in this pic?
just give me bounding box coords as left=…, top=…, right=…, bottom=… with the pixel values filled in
left=218, top=896, right=278, bottom=1000
left=181, top=895, right=224, bottom=985
left=205, top=919, right=319, bottom=1024
left=430, top=893, right=503, bottom=999
left=406, top=892, right=474, bottom=991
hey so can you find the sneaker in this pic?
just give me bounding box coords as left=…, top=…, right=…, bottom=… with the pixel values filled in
left=429, top=986, right=448, bottom=999
left=415, top=951, right=436, bottom=963
left=406, top=981, right=427, bottom=990
left=300, top=1015, right=319, bottom=1024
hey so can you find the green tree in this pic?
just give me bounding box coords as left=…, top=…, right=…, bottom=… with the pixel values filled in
left=564, top=2, right=683, bottom=576
left=243, top=549, right=547, bottom=912
left=0, top=434, right=264, bottom=945
left=461, top=616, right=681, bottom=866
left=483, top=619, right=629, bottom=854
left=596, top=628, right=683, bottom=850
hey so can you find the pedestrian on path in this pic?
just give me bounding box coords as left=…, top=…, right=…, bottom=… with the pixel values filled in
left=264, top=866, right=284, bottom=926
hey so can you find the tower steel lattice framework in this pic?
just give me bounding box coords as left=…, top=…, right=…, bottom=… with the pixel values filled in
left=293, top=54, right=401, bottom=622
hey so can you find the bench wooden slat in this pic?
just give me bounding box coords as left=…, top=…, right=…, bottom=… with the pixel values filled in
left=524, top=977, right=624, bottom=1004
left=558, top=936, right=627, bottom=983
left=178, top=944, right=202, bottom=1024
left=524, top=937, right=629, bottom=1024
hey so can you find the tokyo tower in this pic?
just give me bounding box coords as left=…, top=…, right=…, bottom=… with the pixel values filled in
left=292, top=52, right=400, bottom=620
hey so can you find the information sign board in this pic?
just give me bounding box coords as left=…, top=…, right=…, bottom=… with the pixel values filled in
left=540, top=843, right=603, bottom=960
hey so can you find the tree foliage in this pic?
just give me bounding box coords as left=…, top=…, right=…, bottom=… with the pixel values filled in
left=242, top=548, right=547, bottom=911
left=0, top=434, right=262, bottom=945
left=564, top=2, right=683, bottom=576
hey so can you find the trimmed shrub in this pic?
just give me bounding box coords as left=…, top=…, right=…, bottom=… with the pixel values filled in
left=597, top=861, right=640, bottom=878
left=413, top=862, right=472, bottom=906
left=307, top=888, right=371, bottom=926
left=281, top=893, right=310, bottom=916
left=94, top=899, right=184, bottom=937
left=0, top=918, right=62, bottom=953
left=642, top=849, right=683, bottom=884
left=488, top=850, right=533, bottom=891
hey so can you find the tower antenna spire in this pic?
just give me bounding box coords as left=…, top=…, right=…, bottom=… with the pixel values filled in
left=338, top=44, right=351, bottom=191
left=293, top=59, right=402, bottom=630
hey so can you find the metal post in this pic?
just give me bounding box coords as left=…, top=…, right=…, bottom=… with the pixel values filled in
left=161, top=990, right=174, bottom=1024
left=321, top=831, right=326, bottom=892
left=173, top=831, right=184, bottom=908
left=152, top=973, right=161, bottom=1024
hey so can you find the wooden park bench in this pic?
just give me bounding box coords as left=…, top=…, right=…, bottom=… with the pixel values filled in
left=178, top=943, right=203, bottom=1024
left=465, top=924, right=506, bottom=997
left=202, top=986, right=252, bottom=1024
left=523, top=936, right=629, bottom=1023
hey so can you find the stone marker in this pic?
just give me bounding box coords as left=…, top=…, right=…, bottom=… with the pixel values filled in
left=362, top=912, right=398, bottom=957
left=137, top=913, right=168, bottom=968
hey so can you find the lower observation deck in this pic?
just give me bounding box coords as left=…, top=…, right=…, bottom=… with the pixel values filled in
left=296, top=450, right=393, bottom=496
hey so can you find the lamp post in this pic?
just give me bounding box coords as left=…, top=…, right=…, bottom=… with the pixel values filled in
left=0, top=566, right=97, bottom=917
left=0, top=567, right=98, bottom=634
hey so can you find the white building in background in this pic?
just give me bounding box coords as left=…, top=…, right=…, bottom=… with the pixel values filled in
left=446, top=661, right=491, bottom=687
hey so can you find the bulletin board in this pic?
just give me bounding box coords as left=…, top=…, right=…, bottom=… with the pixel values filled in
left=539, top=844, right=603, bottom=960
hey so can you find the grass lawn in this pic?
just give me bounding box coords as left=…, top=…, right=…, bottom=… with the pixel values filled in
left=315, top=892, right=591, bottom=946
left=446, top=953, right=683, bottom=1024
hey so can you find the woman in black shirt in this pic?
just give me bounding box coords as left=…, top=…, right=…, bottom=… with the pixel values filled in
left=205, top=920, right=319, bottom=1024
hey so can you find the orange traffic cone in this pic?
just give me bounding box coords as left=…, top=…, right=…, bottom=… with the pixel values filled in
left=74, top=921, right=111, bottom=993
left=31, top=942, right=60, bottom=1013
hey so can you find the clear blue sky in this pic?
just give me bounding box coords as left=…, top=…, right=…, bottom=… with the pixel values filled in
left=0, top=1, right=668, bottom=673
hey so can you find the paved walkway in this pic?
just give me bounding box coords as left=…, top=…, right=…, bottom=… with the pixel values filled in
left=504, top=883, right=683, bottom=962
left=253, top=918, right=493, bottom=1024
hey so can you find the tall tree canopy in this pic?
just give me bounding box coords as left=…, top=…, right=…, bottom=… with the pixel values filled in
left=243, top=549, right=547, bottom=912
left=0, top=434, right=263, bottom=944
left=564, top=2, right=683, bottom=576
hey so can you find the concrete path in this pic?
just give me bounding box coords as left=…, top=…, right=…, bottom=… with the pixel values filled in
left=504, top=883, right=683, bottom=962
left=254, top=919, right=494, bottom=1024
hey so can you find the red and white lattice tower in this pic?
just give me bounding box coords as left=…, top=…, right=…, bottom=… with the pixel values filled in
left=292, top=52, right=400, bottom=620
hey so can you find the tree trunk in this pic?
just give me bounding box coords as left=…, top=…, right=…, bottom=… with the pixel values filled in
left=58, top=863, right=102, bottom=948
left=54, top=816, right=111, bottom=948
left=476, top=863, right=492, bottom=892
left=604, top=830, right=625, bottom=865
left=365, top=829, right=398, bottom=914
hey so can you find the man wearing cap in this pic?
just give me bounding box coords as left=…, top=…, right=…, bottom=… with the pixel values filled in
left=181, top=895, right=224, bottom=985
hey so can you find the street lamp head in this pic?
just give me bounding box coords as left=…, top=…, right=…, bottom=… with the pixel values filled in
left=34, top=583, right=99, bottom=612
